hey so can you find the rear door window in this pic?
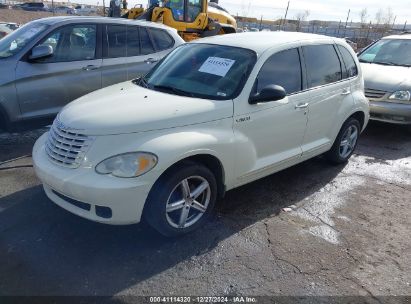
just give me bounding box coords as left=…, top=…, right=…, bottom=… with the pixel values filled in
left=104, top=24, right=126, bottom=58
left=140, top=27, right=155, bottom=55
left=148, top=28, right=174, bottom=51
left=127, top=25, right=140, bottom=57
left=256, top=48, right=302, bottom=95
left=303, top=45, right=342, bottom=88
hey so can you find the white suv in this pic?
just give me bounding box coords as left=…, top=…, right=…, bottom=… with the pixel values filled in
left=33, top=32, right=369, bottom=236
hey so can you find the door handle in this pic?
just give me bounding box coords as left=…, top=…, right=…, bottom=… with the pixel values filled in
left=144, top=58, right=158, bottom=64
left=82, top=65, right=100, bottom=71
left=341, top=88, right=351, bottom=95
left=295, top=103, right=309, bottom=109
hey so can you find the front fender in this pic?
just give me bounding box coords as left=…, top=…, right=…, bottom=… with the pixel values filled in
left=140, top=123, right=236, bottom=189
left=86, top=118, right=237, bottom=189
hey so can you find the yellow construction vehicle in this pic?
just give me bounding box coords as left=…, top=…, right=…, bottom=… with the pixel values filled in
left=122, top=0, right=237, bottom=41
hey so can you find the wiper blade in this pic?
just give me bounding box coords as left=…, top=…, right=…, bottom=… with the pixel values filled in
left=373, top=61, right=411, bottom=67
left=132, top=76, right=149, bottom=88
left=359, top=58, right=370, bottom=63
left=153, top=85, right=194, bottom=97
left=389, top=63, right=411, bottom=67
left=372, top=61, right=392, bottom=66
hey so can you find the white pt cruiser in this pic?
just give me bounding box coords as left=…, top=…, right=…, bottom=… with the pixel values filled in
left=33, top=32, right=369, bottom=236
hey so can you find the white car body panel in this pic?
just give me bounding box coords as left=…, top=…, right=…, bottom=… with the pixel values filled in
left=59, top=81, right=233, bottom=135
left=33, top=32, right=369, bottom=225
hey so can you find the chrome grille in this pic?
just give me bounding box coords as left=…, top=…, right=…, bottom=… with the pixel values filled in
left=365, top=88, right=387, bottom=100
left=45, top=120, right=93, bottom=168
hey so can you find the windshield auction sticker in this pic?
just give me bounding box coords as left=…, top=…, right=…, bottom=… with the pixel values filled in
left=199, top=57, right=236, bottom=77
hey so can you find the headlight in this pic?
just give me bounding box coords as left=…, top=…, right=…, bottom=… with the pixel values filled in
left=95, top=152, right=158, bottom=178
left=389, top=90, right=411, bottom=101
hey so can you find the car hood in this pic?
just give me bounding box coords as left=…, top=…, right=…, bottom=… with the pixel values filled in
left=361, top=63, right=411, bottom=92
left=58, top=81, right=233, bottom=136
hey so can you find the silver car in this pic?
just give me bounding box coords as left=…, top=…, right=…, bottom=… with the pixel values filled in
left=0, top=16, right=184, bottom=131
left=359, top=34, right=411, bottom=125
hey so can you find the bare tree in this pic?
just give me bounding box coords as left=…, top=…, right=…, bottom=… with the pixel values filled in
left=359, top=8, right=368, bottom=28
left=375, top=7, right=394, bottom=33
left=383, top=7, right=394, bottom=29
left=375, top=8, right=383, bottom=27
left=295, top=10, right=310, bottom=31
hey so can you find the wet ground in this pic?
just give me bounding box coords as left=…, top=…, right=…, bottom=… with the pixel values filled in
left=0, top=121, right=410, bottom=298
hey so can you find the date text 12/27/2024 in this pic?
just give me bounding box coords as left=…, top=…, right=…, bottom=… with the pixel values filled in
left=149, top=296, right=257, bottom=303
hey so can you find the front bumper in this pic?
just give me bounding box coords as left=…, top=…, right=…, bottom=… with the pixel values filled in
left=33, top=133, right=153, bottom=225
left=370, top=101, right=411, bottom=125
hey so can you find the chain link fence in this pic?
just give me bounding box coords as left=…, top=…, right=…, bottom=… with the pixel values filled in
left=237, top=20, right=409, bottom=49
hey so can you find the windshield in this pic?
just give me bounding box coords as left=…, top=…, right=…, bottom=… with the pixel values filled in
left=139, top=43, right=257, bottom=100
left=359, top=39, right=411, bottom=67
left=0, top=22, right=49, bottom=59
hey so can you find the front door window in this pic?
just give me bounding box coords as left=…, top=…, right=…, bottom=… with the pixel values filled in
left=38, top=24, right=97, bottom=62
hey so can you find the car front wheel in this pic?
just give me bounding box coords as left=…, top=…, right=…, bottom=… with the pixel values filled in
left=144, top=162, right=218, bottom=237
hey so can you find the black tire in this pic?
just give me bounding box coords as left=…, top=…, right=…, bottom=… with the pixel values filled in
left=144, top=161, right=218, bottom=237
left=0, top=107, right=11, bottom=132
left=325, top=117, right=361, bottom=164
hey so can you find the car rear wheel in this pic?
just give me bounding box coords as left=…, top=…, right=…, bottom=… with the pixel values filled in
left=144, top=162, right=217, bottom=237
left=325, top=117, right=361, bottom=164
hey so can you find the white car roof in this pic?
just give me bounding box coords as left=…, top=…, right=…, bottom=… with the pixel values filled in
left=193, top=31, right=334, bottom=54
left=382, top=34, right=411, bottom=40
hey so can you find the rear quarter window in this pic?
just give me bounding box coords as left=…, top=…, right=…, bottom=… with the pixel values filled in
left=149, top=28, right=174, bottom=51
left=337, top=45, right=358, bottom=78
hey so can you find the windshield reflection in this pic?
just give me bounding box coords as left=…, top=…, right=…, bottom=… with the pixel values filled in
left=0, top=22, right=49, bottom=59
left=359, top=39, right=411, bottom=67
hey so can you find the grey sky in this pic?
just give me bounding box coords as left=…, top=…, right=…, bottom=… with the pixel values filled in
left=89, top=0, right=409, bottom=24
left=222, top=0, right=409, bottom=24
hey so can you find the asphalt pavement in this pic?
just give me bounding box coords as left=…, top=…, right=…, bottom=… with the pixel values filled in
left=0, top=122, right=410, bottom=297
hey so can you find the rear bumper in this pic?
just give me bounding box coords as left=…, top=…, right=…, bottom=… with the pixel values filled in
left=370, top=101, right=411, bottom=125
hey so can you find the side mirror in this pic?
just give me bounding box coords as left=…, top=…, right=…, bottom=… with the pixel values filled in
left=249, top=84, right=287, bottom=104
left=29, top=45, right=53, bottom=61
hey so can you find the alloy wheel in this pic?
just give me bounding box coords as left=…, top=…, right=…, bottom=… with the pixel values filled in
left=165, top=176, right=211, bottom=229
left=339, top=124, right=359, bottom=159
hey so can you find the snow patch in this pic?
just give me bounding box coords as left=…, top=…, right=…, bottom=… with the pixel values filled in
left=293, top=175, right=365, bottom=244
